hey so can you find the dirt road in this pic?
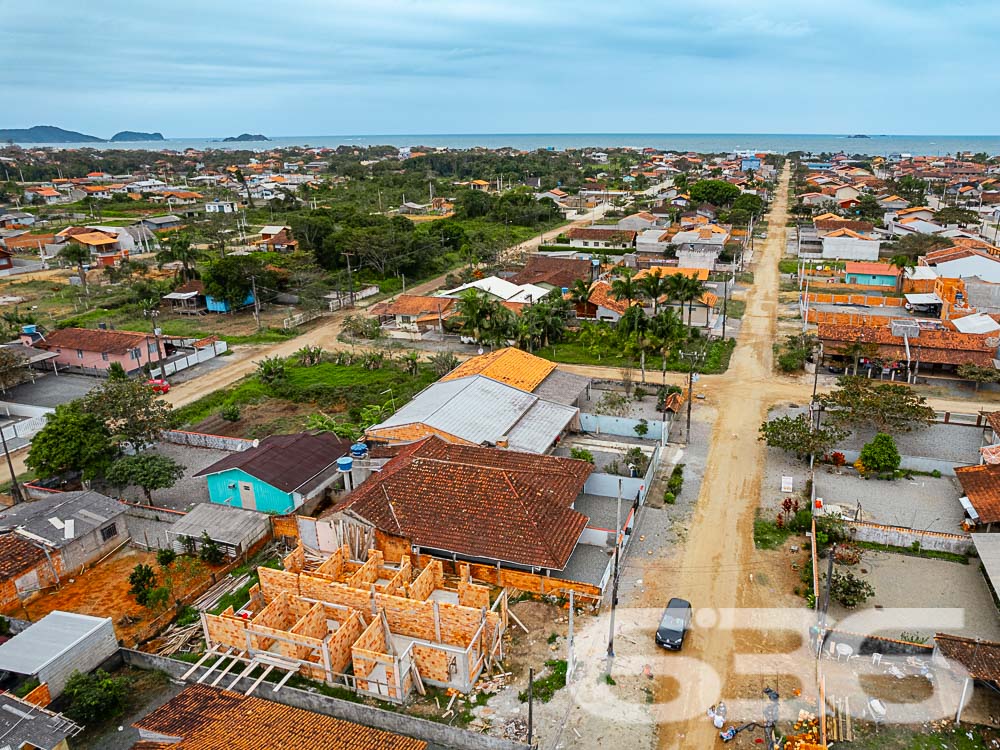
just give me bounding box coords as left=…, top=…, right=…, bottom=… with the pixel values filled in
left=641, top=163, right=793, bottom=747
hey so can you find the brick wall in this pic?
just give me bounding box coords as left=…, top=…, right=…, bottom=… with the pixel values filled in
left=259, top=566, right=301, bottom=600
left=409, top=560, right=443, bottom=601
left=375, top=530, right=412, bottom=563
left=22, top=682, right=51, bottom=707
left=328, top=610, right=364, bottom=675
left=203, top=609, right=250, bottom=649
left=271, top=514, right=300, bottom=542
left=316, top=545, right=348, bottom=580
left=283, top=544, right=305, bottom=573
left=346, top=550, right=384, bottom=589
left=458, top=579, right=490, bottom=610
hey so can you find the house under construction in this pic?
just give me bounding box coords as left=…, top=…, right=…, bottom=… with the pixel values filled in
left=196, top=544, right=506, bottom=703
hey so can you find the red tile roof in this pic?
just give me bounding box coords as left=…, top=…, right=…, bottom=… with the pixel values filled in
left=844, top=262, right=901, bottom=277
left=587, top=281, right=639, bottom=316
left=511, top=256, right=592, bottom=289
left=36, top=327, right=154, bottom=355
left=565, top=227, right=637, bottom=242
left=955, top=463, right=1000, bottom=524
left=0, top=533, right=46, bottom=578
left=133, top=685, right=426, bottom=750
left=935, top=633, right=1000, bottom=681
left=817, top=323, right=997, bottom=366
left=815, top=218, right=875, bottom=233
left=327, top=436, right=592, bottom=570
left=369, top=295, right=454, bottom=318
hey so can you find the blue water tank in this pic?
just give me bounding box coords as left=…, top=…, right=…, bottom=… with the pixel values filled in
left=22, top=324, right=36, bottom=335
left=336, top=456, right=354, bottom=473
left=350, top=442, right=368, bottom=458
left=561, top=287, right=569, bottom=295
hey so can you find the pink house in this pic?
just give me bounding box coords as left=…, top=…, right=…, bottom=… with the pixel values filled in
left=21, top=327, right=166, bottom=374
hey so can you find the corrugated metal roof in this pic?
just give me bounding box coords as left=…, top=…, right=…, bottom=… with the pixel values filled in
left=168, top=504, right=270, bottom=548
left=973, top=534, right=1000, bottom=596
left=370, top=375, right=577, bottom=452
left=0, top=491, right=120, bottom=548
left=0, top=611, right=110, bottom=676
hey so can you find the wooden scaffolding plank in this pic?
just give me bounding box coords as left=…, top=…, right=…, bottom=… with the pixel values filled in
left=210, top=650, right=246, bottom=687
left=272, top=669, right=297, bottom=693
left=227, top=659, right=259, bottom=690
left=181, top=648, right=218, bottom=681
left=196, top=648, right=234, bottom=684
left=244, top=664, right=275, bottom=696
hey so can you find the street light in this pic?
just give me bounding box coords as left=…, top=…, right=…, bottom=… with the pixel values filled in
left=380, top=388, right=396, bottom=413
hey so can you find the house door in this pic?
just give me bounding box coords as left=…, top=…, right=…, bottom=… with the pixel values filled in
left=238, top=482, right=257, bottom=510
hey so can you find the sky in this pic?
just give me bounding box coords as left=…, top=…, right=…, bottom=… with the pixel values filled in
left=4, top=0, right=1000, bottom=138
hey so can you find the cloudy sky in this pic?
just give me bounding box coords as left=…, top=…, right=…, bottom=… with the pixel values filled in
left=4, top=0, right=998, bottom=137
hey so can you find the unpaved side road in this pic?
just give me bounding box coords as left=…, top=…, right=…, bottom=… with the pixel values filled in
left=637, top=163, right=792, bottom=748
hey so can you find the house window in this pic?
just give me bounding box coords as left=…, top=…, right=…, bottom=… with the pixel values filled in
left=582, top=241, right=589, bottom=247
left=100, top=523, right=118, bottom=542
left=148, top=342, right=157, bottom=355
left=130, top=348, right=141, bottom=360
left=76, top=349, right=84, bottom=360
left=101, top=352, right=109, bottom=361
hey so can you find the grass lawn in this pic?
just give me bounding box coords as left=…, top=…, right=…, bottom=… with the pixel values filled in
left=717, top=299, right=746, bottom=319
left=850, top=725, right=998, bottom=750
left=172, top=360, right=438, bottom=429
left=753, top=516, right=793, bottom=550
left=536, top=336, right=736, bottom=374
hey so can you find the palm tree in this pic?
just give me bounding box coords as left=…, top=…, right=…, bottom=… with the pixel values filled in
left=569, top=279, right=592, bottom=311
left=59, top=242, right=91, bottom=291
left=610, top=269, right=640, bottom=307
left=456, top=290, right=490, bottom=345
left=156, top=232, right=203, bottom=282
left=888, top=254, right=916, bottom=294
left=638, top=272, right=667, bottom=315
left=680, top=276, right=708, bottom=326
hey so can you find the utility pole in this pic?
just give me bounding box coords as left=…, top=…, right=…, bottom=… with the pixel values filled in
left=0, top=426, right=24, bottom=505
left=343, top=252, right=356, bottom=306
left=527, top=668, right=534, bottom=745
left=250, top=276, right=261, bottom=331
left=144, top=306, right=165, bottom=376
left=679, top=350, right=704, bottom=442
left=818, top=543, right=837, bottom=651
left=606, top=479, right=623, bottom=672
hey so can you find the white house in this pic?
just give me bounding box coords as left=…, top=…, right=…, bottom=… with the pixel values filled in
left=617, top=212, right=661, bottom=231
left=564, top=227, right=637, bottom=249
left=820, top=228, right=881, bottom=261
left=206, top=200, right=238, bottom=214
left=126, top=179, right=168, bottom=194
left=439, top=276, right=552, bottom=304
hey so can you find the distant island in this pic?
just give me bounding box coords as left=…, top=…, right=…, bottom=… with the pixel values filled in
left=0, top=124, right=104, bottom=143
left=110, top=130, right=165, bottom=142
left=223, top=133, right=270, bottom=142
left=847, top=134, right=871, bottom=139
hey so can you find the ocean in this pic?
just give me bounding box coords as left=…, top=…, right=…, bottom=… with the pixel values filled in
left=13, top=133, right=1000, bottom=156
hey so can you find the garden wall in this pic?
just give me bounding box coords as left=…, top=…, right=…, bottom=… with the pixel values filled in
left=579, top=413, right=667, bottom=441
left=161, top=429, right=255, bottom=453
left=845, top=521, right=973, bottom=555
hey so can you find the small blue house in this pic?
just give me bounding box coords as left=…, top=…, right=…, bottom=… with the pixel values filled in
left=844, top=261, right=900, bottom=288
left=206, top=291, right=255, bottom=313
left=741, top=157, right=761, bottom=172
left=195, top=433, right=352, bottom=513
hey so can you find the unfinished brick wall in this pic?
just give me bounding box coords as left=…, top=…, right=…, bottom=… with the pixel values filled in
left=21, top=682, right=51, bottom=707
left=353, top=618, right=398, bottom=697
left=375, top=529, right=412, bottom=563
left=282, top=544, right=305, bottom=573
left=299, top=575, right=372, bottom=613
left=411, top=643, right=455, bottom=684
left=408, top=560, right=443, bottom=601
left=259, top=566, right=300, bottom=600
left=346, top=550, right=384, bottom=589
left=457, top=578, right=490, bottom=610
left=327, top=610, right=364, bottom=675
left=203, top=609, right=251, bottom=650
left=315, top=545, right=348, bottom=580
left=379, top=557, right=411, bottom=597
left=271, top=514, right=299, bottom=541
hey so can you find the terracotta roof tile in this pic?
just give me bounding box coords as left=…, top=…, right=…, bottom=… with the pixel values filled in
left=511, top=256, right=592, bottom=289
left=441, top=347, right=556, bottom=392
left=844, top=262, right=901, bottom=277
left=817, top=323, right=997, bottom=366
left=370, top=295, right=454, bottom=318
left=935, top=632, right=1000, bottom=681
left=0, top=533, right=47, bottom=578
left=955, top=463, right=1000, bottom=524
left=327, top=436, right=592, bottom=570
left=587, top=281, right=639, bottom=316
left=133, top=684, right=426, bottom=750
left=37, top=327, right=154, bottom=355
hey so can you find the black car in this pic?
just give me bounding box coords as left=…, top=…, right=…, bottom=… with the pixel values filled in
left=655, top=598, right=692, bottom=650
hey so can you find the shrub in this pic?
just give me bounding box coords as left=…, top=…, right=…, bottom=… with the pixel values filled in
left=570, top=448, right=595, bottom=464
left=663, top=491, right=676, bottom=505
left=518, top=659, right=568, bottom=703
left=930, top=469, right=941, bottom=478
left=128, top=563, right=157, bottom=606
left=220, top=403, right=241, bottom=422
left=634, top=419, right=649, bottom=437
left=666, top=464, right=684, bottom=496
left=787, top=508, right=812, bottom=533
left=859, top=433, right=901, bottom=474
left=829, top=571, right=874, bottom=608
left=156, top=548, right=177, bottom=567
left=199, top=532, right=225, bottom=565
left=633, top=387, right=649, bottom=401
left=62, top=670, right=130, bottom=725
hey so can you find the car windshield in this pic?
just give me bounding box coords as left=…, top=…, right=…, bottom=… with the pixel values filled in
left=659, top=615, right=686, bottom=631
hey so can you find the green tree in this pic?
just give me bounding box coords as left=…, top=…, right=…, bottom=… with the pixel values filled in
left=818, top=376, right=935, bottom=434
left=202, top=255, right=274, bottom=310
left=156, top=231, right=203, bottom=281
left=455, top=290, right=513, bottom=347
left=858, top=433, right=901, bottom=473
left=128, top=563, right=157, bottom=605
left=62, top=670, right=131, bottom=725
left=758, top=414, right=849, bottom=460
left=59, top=242, right=91, bottom=290
left=255, top=356, right=286, bottom=384
left=957, top=363, right=1000, bottom=392
left=934, top=206, right=978, bottom=226
left=83, top=378, right=172, bottom=447
left=829, top=571, right=874, bottom=608
left=568, top=278, right=592, bottom=309
left=26, top=402, right=116, bottom=480
left=854, top=194, right=883, bottom=222
left=689, top=179, right=740, bottom=206
left=428, top=351, right=459, bottom=377
left=638, top=272, right=667, bottom=315
left=888, top=254, right=915, bottom=294
left=106, top=361, right=127, bottom=381
left=105, top=453, right=185, bottom=504
left=199, top=532, right=225, bottom=564
left=732, top=193, right=765, bottom=216
left=0, top=347, right=26, bottom=392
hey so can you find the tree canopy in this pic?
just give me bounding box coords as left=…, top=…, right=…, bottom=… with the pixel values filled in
left=105, top=453, right=185, bottom=504
left=758, top=413, right=849, bottom=460
left=689, top=180, right=741, bottom=207
left=83, top=378, right=172, bottom=448
left=201, top=255, right=276, bottom=309
left=26, top=402, right=116, bottom=480
left=817, top=376, right=935, bottom=434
